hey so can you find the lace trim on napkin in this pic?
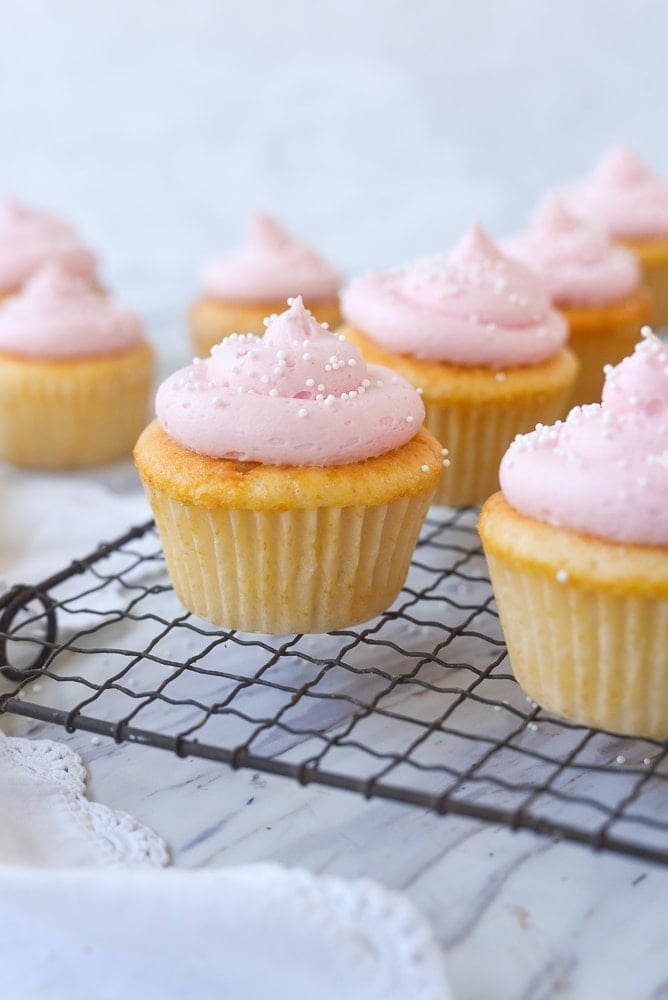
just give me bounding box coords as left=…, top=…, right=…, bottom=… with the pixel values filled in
left=0, top=732, right=169, bottom=867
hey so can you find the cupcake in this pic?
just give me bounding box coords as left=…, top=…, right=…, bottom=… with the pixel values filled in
left=135, top=297, right=441, bottom=634
left=479, top=327, right=668, bottom=738
left=563, top=147, right=668, bottom=328
left=188, top=214, right=342, bottom=357
left=340, top=224, right=578, bottom=506
left=503, top=196, right=652, bottom=406
left=0, top=264, right=154, bottom=468
left=0, top=199, right=98, bottom=302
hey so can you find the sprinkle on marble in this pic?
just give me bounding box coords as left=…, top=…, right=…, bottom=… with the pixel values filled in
left=616, top=755, right=626, bottom=765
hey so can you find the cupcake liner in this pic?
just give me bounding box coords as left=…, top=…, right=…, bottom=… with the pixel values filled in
left=623, top=238, right=668, bottom=329
left=424, top=387, right=572, bottom=507
left=0, top=343, right=153, bottom=469
left=563, top=289, right=653, bottom=407
left=485, top=552, right=668, bottom=738
left=480, top=494, right=668, bottom=739
left=144, top=485, right=432, bottom=634
left=190, top=297, right=342, bottom=358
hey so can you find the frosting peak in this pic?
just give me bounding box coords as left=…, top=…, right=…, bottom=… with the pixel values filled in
left=341, top=224, right=568, bottom=367
left=156, top=297, right=425, bottom=466
left=500, top=327, right=668, bottom=544
left=0, top=199, right=98, bottom=292
left=503, top=195, right=641, bottom=306
left=0, top=262, right=143, bottom=359
left=564, top=147, right=668, bottom=239
left=201, top=215, right=341, bottom=303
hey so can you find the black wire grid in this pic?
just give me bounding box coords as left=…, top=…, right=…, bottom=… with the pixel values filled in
left=1, top=507, right=667, bottom=866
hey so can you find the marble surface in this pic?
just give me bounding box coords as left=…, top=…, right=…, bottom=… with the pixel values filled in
left=2, top=2, right=668, bottom=996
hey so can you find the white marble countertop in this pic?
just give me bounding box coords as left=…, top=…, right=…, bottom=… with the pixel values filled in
left=3, top=2, right=668, bottom=995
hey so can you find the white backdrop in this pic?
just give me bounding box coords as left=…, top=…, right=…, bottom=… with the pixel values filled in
left=1, top=0, right=666, bottom=368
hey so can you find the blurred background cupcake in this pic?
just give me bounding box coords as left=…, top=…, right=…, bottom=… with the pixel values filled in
left=340, top=223, right=578, bottom=506
left=503, top=195, right=652, bottom=405
left=0, top=199, right=99, bottom=303
left=563, top=147, right=668, bottom=328
left=0, top=263, right=153, bottom=468
left=188, top=214, right=342, bottom=357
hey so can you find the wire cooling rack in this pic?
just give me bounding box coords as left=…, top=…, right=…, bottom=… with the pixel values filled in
left=1, top=507, right=667, bottom=866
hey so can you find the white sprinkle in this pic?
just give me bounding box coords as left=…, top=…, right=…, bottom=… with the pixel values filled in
left=441, top=448, right=449, bottom=456
left=192, top=357, right=201, bottom=364
left=337, top=334, right=346, bottom=342
left=616, top=755, right=626, bottom=765
left=321, top=322, right=329, bottom=329
left=644, top=757, right=652, bottom=766
left=406, top=415, right=414, bottom=424
left=298, top=408, right=308, bottom=418
left=325, top=364, right=332, bottom=372
left=303, top=353, right=312, bottom=361
left=317, top=383, right=325, bottom=392
left=556, top=569, right=569, bottom=583
left=263, top=317, right=271, bottom=327
left=442, top=459, right=451, bottom=468
left=212, top=397, right=222, bottom=406
left=277, top=350, right=286, bottom=361
left=305, top=378, right=315, bottom=387
left=31, top=682, right=43, bottom=693
left=341, top=392, right=348, bottom=401
left=495, top=372, right=506, bottom=382
left=91, top=736, right=102, bottom=746
left=641, top=325, right=652, bottom=338
left=325, top=395, right=335, bottom=406
left=376, top=380, right=384, bottom=388
left=421, top=465, right=430, bottom=473
left=287, top=296, right=295, bottom=306
left=260, top=374, right=270, bottom=384
left=269, top=389, right=278, bottom=397
left=528, top=722, right=538, bottom=732
left=348, top=390, right=358, bottom=399
left=362, top=379, right=371, bottom=388
left=348, top=358, right=357, bottom=367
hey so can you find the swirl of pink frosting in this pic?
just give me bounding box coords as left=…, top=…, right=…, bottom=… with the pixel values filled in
left=499, top=327, right=668, bottom=544
left=0, top=200, right=98, bottom=292
left=201, top=214, right=341, bottom=302
left=0, top=264, right=144, bottom=359
left=564, top=147, right=668, bottom=239
left=340, top=224, right=568, bottom=367
left=503, top=196, right=641, bottom=306
left=156, top=297, right=425, bottom=466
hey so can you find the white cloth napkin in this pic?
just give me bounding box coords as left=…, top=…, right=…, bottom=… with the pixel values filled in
left=0, top=864, right=450, bottom=1000
left=0, top=471, right=452, bottom=1000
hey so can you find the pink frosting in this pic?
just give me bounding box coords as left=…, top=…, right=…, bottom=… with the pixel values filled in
left=500, top=327, right=668, bottom=544
left=0, top=200, right=98, bottom=292
left=564, top=147, right=668, bottom=240
left=340, top=224, right=568, bottom=367
left=503, top=196, right=641, bottom=306
left=201, top=215, right=341, bottom=302
left=156, top=297, right=426, bottom=466
left=0, top=264, right=144, bottom=359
